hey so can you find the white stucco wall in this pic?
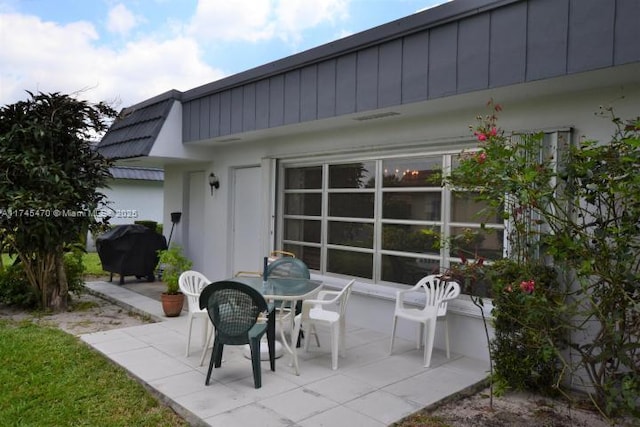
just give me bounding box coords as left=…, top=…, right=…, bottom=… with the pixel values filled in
left=161, top=77, right=640, bottom=362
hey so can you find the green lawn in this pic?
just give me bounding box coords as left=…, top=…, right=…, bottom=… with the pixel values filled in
left=0, top=320, right=188, bottom=426
left=1, top=252, right=108, bottom=277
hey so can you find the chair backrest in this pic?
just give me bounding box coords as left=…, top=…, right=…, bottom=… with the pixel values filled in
left=337, top=279, right=355, bottom=317
left=199, top=281, right=268, bottom=345
left=265, top=257, right=310, bottom=279
left=179, top=270, right=210, bottom=313
left=417, top=275, right=460, bottom=312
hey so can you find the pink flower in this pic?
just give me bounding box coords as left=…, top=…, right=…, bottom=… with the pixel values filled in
left=477, top=133, right=487, bottom=142
left=520, top=280, right=535, bottom=294
left=477, top=152, right=487, bottom=164
left=489, top=127, right=498, bottom=136
left=504, top=285, right=513, bottom=293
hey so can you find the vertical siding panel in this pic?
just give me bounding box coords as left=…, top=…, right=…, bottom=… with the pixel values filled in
left=458, top=14, right=490, bottom=93
left=336, top=53, right=357, bottom=115
left=614, top=0, right=640, bottom=65
left=189, top=99, right=200, bottom=140
left=567, top=0, right=615, bottom=73
left=317, top=59, right=336, bottom=119
left=402, top=32, right=429, bottom=103
left=182, top=101, right=191, bottom=141
left=489, top=2, right=527, bottom=87
left=429, top=22, right=458, bottom=98
left=209, top=93, right=220, bottom=138
left=378, top=39, right=402, bottom=108
left=527, top=0, right=569, bottom=81
left=231, top=87, right=243, bottom=134
left=256, top=80, right=270, bottom=130
left=284, top=70, right=301, bottom=125
left=242, top=83, right=256, bottom=132
left=300, top=65, right=318, bottom=122
left=269, top=75, right=284, bottom=127
left=219, top=91, right=231, bottom=136
left=356, top=47, right=379, bottom=112
left=199, top=96, right=210, bottom=139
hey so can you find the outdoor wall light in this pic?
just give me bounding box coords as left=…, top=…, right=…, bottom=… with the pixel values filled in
left=208, top=172, right=220, bottom=195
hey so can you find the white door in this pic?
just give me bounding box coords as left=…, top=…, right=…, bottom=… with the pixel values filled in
left=232, top=166, right=262, bottom=274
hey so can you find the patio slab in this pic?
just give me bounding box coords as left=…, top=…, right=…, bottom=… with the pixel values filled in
left=83, top=280, right=488, bottom=426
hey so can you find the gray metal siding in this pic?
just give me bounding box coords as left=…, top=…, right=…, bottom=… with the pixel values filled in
left=457, top=13, right=490, bottom=93
left=180, top=0, right=638, bottom=143
left=615, top=0, right=640, bottom=65
left=526, top=0, right=569, bottom=81
left=336, top=54, right=357, bottom=116
left=317, top=60, right=336, bottom=119
left=568, top=0, right=615, bottom=73
left=402, top=32, right=429, bottom=104
left=357, top=47, right=379, bottom=112
left=300, top=65, right=318, bottom=121
left=489, top=1, right=527, bottom=87
left=378, top=40, right=403, bottom=108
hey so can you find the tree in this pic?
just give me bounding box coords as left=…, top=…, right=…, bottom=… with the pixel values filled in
left=0, top=91, right=116, bottom=311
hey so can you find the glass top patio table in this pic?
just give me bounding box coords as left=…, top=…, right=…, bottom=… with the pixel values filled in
left=231, top=276, right=323, bottom=301
left=229, top=276, right=322, bottom=375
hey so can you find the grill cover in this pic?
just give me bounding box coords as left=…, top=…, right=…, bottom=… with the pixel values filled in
left=96, top=224, right=167, bottom=284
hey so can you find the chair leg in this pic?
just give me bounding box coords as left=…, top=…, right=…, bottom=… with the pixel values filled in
left=339, top=317, right=346, bottom=358
left=443, top=318, right=450, bottom=359
left=416, top=323, right=422, bottom=349
left=389, top=316, right=398, bottom=354
left=214, top=341, right=224, bottom=368
left=291, top=315, right=302, bottom=375
left=205, top=340, right=217, bottom=385
left=199, top=326, right=214, bottom=367
left=330, top=323, right=339, bottom=370
left=249, top=337, right=262, bottom=389
left=185, top=314, right=194, bottom=357
left=267, top=311, right=276, bottom=372
left=423, top=318, right=437, bottom=368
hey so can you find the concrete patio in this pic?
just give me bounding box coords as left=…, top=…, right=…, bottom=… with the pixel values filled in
left=82, top=280, right=488, bottom=426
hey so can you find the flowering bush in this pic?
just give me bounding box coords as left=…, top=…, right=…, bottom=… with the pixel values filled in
left=447, top=100, right=640, bottom=418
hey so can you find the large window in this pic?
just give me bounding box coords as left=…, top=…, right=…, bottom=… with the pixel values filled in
left=280, top=154, right=505, bottom=290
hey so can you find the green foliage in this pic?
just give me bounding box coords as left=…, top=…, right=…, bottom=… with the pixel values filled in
left=447, top=101, right=640, bottom=418
left=157, top=246, right=192, bottom=294
left=0, top=91, right=116, bottom=311
left=486, top=259, right=566, bottom=396
left=0, top=263, right=37, bottom=308
left=0, top=320, right=188, bottom=426
left=0, top=250, right=86, bottom=308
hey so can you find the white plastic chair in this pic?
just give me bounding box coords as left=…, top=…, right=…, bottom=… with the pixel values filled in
left=389, top=275, right=460, bottom=367
left=178, top=270, right=211, bottom=357
left=292, top=279, right=355, bottom=372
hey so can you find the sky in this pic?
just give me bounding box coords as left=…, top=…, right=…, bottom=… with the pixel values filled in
left=0, top=0, right=449, bottom=110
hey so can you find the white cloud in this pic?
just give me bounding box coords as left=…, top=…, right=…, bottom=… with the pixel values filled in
left=106, top=3, right=140, bottom=36
left=188, top=0, right=349, bottom=45
left=0, top=13, right=224, bottom=108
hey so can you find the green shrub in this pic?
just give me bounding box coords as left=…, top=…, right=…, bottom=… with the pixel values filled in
left=0, top=249, right=86, bottom=308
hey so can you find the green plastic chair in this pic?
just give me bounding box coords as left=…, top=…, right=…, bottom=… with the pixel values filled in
left=199, top=280, right=275, bottom=389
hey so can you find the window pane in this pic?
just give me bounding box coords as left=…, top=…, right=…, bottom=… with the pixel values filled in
left=285, top=166, right=322, bottom=189
left=383, top=192, right=441, bottom=220
left=283, top=244, right=320, bottom=270
left=329, top=162, right=375, bottom=188
left=381, top=255, right=440, bottom=285
left=451, top=191, right=503, bottom=223
left=328, top=222, right=373, bottom=248
left=449, top=226, right=503, bottom=260
left=382, top=224, right=439, bottom=254
left=327, top=248, right=372, bottom=279
left=383, top=157, right=441, bottom=188
left=284, top=193, right=321, bottom=216
left=328, top=193, right=374, bottom=218
left=283, top=219, right=321, bottom=243
left=448, top=261, right=493, bottom=298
